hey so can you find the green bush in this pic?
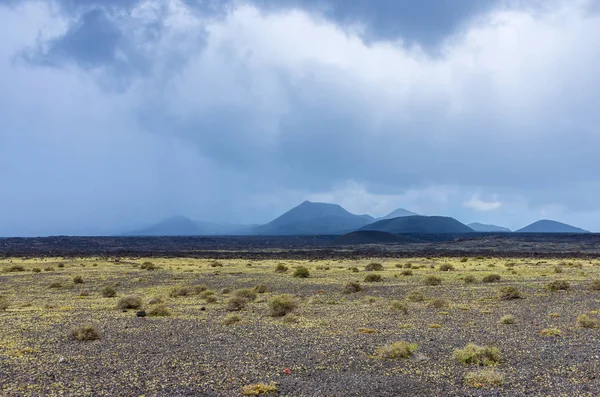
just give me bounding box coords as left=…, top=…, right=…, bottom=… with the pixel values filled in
left=375, top=341, right=417, bottom=359
left=275, top=264, right=288, bottom=273
left=546, top=280, right=570, bottom=291
left=390, top=300, right=408, bottom=314
left=117, top=295, right=142, bottom=310
left=424, top=276, right=442, bottom=286
left=293, top=267, right=310, bottom=278
left=482, top=274, right=501, bottom=283
left=454, top=343, right=501, bottom=366
left=364, top=273, right=383, bottom=283
left=365, top=262, right=384, bottom=271
left=498, top=286, right=521, bottom=300
left=268, top=294, right=298, bottom=317
left=343, top=281, right=363, bottom=294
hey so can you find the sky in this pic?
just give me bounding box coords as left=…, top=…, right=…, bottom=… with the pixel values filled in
left=1, top=0, right=600, bottom=236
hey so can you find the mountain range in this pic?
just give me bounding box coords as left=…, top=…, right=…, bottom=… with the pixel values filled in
left=121, top=202, right=590, bottom=236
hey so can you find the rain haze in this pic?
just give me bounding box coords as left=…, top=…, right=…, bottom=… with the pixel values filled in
left=1, top=0, right=600, bottom=236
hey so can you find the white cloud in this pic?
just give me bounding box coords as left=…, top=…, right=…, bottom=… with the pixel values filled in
left=463, top=196, right=503, bottom=212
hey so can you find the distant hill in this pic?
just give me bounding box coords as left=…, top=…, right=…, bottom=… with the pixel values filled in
left=468, top=222, right=512, bottom=233
left=515, top=220, right=589, bottom=233
left=254, top=201, right=375, bottom=235
left=360, top=215, right=474, bottom=234
left=123, top=216, right=254, bottom=236
left=378, top=208, right=418, bottom=220
left=335, top=231, right=422, bottom=245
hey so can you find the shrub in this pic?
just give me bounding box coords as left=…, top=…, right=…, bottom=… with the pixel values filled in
left=71, top=325, right=101, bottom=341
left=148, top=296, right=163, bottom=305
left=428, top=323, right=442, bottom=329
left=554, top=266, right=563, bottom=273
left=140, top=262, right=157, bottom=270
left=428, top=299, right=447, bottom=308
left=349, top=267, right=359, bottom=273
left=44, top=267, right=54, bottom=272
left=73, top=276, right=84, bottom=284
left=221, top=288, right=231, bottom=295
left=540, top=328, right=561, bottom=336
left=169, top=287, right=191, bottom=297
left=439, top=264, right=454, bottom=272
left=577, top=314, right=598, bottom=328
left=242, top=382, right=278, bottom=395
left=365, top=262, right=384, bottom=271
left=49, top=282, right=63, bottom=289
left=193, top=284, right=209, bottom=294
left=401, top=270, right=413, bottom=276
left=233, top=288, right=258, bottom=301
left=395, top=263, right=403, bottom=268
left=390, top=300, right=408, bottom=314
left=464, top=275, right=477, bottom=284
left=343, top=281, right=363, bottom=294
left=364, top=273, right=383, bottom=283
left=375, top=341, right=417, bottom=359
left=32, top=268, right=41, bottom=273
left=293, top=267, right=310, bottom=278
left=0, top=298, right=8, bottom=312
left=499, top=315, right=515, bottom=324
left=4, top=265, right=25, bottom=273
left=269, top=294, right=298, bottom=317
left=209, top=261, right=223, bottom=268
left=57, top=263, right=65, bottom=268
left=590, top=279, right=600, bottom=291
left=406, top=290, right=424, bottom=302
left=465, top=369, right=504, bottom=388
left=498, top=286, right=521, bottom=300
left=254, top=284, right=268, bottom=294
left=117, top=295, right=142, bottom=310
left=147, top=304, right=171, bottom=317
left=200, top=290, right=217, bottom=300
left=404, top=263, right=413, bottom=269
left=226, top=296, right=248, bottom=312
left=79, top=289, right=90, bottom=297
left=454, top=343, right=501, bottom=366
left=546, top=280, right=570, bottom=291
left=275, top=264, right=288, bottom=273
left=424, top=276, right=442, bottom=286
left=482, top=274, right=501, bottom=283
left=460, top=257, right=469, bottom=263
left=223, top=314, right=241, bottom=325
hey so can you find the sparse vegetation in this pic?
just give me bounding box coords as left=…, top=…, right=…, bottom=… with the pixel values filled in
left=169, top=287, right=191, bottom=297
left=140, top=261, right=158, bottom=270
left=465, top=369, right=504, bottom=388
left=365, top=262, right=384, bottom=271
left=227, top=296, right=248, bottom=312
left=233, top=288, right=258, bottom=301
left=428, top=299, right=447, bottom=308
left=101, top=286, right=117, bottom=298
left=424, top=276, right=442, bottom=286
left=343, top=281, right=363, bottom=294
left=268, top=294, right=298, bottom=317
left=454, top=343, right=501, bottom=366
left=546, top=280, right=570, bottom=291
left=275, top=263, right=288, bottom=273
left=590, top=279, right=600, bottom=291
left=117, top=295, right=143, bottom=310
left=147, top=304, right=171, bottom=317
left=242, top=382, right=278, bottom=395
left=540, top=328, right=561, bottom=337
left=223, top=314, right=241, bottom=325
left=71, top=325, right=101, bottom=341
left=293, top=266, right=310, bottom=278
left=577, top=314, right=598, bottom=328
left=390, top=300, right=408, bottom=313
left=498, top=286, right=522, bottom=300
left=464, top=275, right=476, bottom=284
left=364, top=273, right=383, bottom=282
left=439, top=263, right=454, bottom=271
left=482, top=274, right=501, bottom=283
left=499, top=314, right=515, bottom=324
left=375, top=341, right=417, bottom=359
left=406, top=290, right=424, bottom=302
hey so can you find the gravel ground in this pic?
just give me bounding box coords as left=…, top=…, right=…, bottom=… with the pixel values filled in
left=1, top=256, right=600, bottom=396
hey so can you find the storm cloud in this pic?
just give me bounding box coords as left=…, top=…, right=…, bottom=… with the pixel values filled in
left=1, top=0, right=600, bottom=236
